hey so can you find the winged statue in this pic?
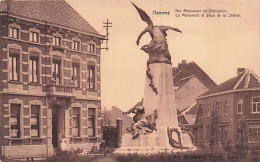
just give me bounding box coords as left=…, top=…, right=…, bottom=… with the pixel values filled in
left=131, top=2, right=182, bottom=64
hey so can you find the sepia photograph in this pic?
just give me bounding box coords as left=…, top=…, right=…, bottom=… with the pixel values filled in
left=0, top=0, right=259, bottom=161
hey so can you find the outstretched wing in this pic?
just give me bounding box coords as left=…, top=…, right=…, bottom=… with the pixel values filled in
left=159, top=26, right=182, bottom=33
left=131, top=2, right=153, bottom=28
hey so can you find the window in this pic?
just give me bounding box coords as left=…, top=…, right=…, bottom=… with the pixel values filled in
left=9, top=27, right=19, bottom=39
left=72, top=107, right=80, bottom=137
left=72, top=63, right=80, bottom=87
left=216, top=102, right=219, bottom=112
left=223, top=128, right=228, bottom=141
left=53, top=36, right=61, bottom=46
left=224, top=100, right=228, bottom=115
left=207, top=103, right=210, bottom=117
left=218, top=125, right=228, bottom=142
left=52, top=61, right=61, bottom=85
left=9, top=54, right=19, bottom=81
left=88, top=44, right=95, bottom=53
left=87, top=65, right=95, bottom=89
left=252, top=97, right=260, bottom=113
left=30, top=57, right=39, bottom=83
left=198, top=104, right=203, bottom=118
left=29, top=31, right=39, bottom=43
left=88, top=108, right=95, bottom=136
left=31, top=105, right=40, bottom=137
left=248, top=125, right=260, bottom=143
left=10, top=104, right=21, bottom=138
left=236, top=98, right=243, bottom=114
left=73, top=40, right=80, bottom=51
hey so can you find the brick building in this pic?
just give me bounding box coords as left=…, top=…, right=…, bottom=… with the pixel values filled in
left=194, top=68, right=260, bottom=149
left=0, top=0, right=104, bottom=159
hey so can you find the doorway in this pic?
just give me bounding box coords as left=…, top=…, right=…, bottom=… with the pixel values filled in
left=52, top=108, right=58, bottom=147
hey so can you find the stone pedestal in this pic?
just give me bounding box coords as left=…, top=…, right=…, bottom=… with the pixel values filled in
left=115, top=63, right=195, bottom=154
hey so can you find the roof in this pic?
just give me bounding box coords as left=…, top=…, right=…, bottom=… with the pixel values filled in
left=174, top=75, right=194, bottom=87
left=201, top=69, right=260, bottom=97
left=180, top=102, right=197, bottom=115
left=173, top=61, right=216, bottom=89
left=184, top=115, right=196, bottom=125
left=0, top=0, right=102, bottom=37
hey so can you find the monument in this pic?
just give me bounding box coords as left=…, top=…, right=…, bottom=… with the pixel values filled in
left=115, top=3, right=195, bottom=153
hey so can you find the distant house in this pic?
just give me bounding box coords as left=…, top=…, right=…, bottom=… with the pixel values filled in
left=173, top=60, right=217, bottom=112
left=102, top=106, right=132, bottom=135
left=194, top=68, right=260, bottom=149
left=173, top=60, right=216, bottom=130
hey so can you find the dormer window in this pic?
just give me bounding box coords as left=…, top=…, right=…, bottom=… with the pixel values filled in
left=30, top=31, right=39, bottom=43
left=9, top=27, right=19, bottom=39
left=53, top=36, right=61, bottom=46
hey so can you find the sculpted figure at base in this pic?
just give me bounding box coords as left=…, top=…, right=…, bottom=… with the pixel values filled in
left=124, top=99, right=158, bottom=139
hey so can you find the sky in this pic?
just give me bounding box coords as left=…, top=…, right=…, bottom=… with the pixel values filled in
left=66, top=0, right=260, bottom=111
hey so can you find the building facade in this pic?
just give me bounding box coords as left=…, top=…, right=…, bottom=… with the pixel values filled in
left=0, top=0, right=104, bottom=159
left=194, top=68, right=260, bottom=150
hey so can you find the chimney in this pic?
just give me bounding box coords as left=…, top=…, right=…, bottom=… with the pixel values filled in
left=178, top=63, right=182, bottom=69
left=237, top=68, right=245, bottom=75
left=178, top=60, right=187, bottom=69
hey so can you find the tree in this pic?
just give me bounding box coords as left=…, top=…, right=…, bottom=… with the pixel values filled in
left=209, top=109, right=219, bottom=148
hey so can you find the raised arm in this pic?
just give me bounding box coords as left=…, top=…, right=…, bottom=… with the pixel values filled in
left=123, top=105, right=137, bottom=115
left=158, top=26, right=182, bottom=33
left=123, top=99, right=143, bottom=114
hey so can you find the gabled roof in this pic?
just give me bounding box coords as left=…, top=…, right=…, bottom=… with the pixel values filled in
left=0, top=0, right=102, bottom=37
left=201, top=69, right=260, bottom=97
left=173, top=61, right=216, bottom=89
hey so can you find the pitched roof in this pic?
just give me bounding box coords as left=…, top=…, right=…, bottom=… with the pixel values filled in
left=201, top=68, right=260, bottom=96
left=184, top=115, right=196, bottom=125
left=180, top=102, right=198, bottom=115
left=173, top=75, right=194, bottom=87
left=0, top=0, right=102, bottom=37
left=173, top=61, right=216, bottom=89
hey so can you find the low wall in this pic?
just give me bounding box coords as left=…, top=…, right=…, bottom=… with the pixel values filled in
left=66, top=142, right=100, bottom=151
left=2, top=145, right=47, bottom=159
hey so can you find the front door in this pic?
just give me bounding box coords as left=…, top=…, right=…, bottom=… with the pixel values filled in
left=52, top=106, right=65, bottom=148
left=52, top=108, right=58, bottom=147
